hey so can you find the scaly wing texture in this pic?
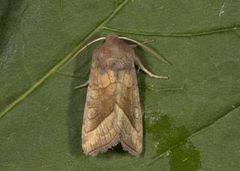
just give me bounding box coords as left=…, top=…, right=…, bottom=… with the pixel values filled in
left=81, top=61, right=118, bottom=156
left=81, top=60, right=142, bottom=156
left=115, top=68, right=142, bottom=155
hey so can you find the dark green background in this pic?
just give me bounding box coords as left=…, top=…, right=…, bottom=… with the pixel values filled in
left=0, top=0, right=240, bottom=170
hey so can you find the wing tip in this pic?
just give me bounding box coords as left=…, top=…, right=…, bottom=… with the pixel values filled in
left=121, top=141, right=142, bottom=157
left=82, top=135, right=143, bottom=156
left=82, top=134, right=120, bottom=156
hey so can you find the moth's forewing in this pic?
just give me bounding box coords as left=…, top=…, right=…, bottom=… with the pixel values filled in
left=81, top=34, right=142, bottom=156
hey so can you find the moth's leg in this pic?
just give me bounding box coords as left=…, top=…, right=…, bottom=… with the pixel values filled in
left=75, top=80, right=89, bottom=89
left=134, top=55, right=168, bottom=79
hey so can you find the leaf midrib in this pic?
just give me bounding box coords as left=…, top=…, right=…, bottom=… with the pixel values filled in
left=0, top=0, right=129, bottom=119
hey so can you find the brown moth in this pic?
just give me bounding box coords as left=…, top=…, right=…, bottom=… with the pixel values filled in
left=81, top=33, right=168, bottom=156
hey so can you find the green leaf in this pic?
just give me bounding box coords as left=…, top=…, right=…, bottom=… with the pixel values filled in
left=0, top=0, right=240, bottom=170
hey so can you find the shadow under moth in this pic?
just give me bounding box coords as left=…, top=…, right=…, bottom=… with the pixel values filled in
left=80, top=33, right=168, bottom=156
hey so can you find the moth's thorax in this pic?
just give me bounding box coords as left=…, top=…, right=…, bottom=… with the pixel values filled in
left=93, top=36, right=135, bottom=72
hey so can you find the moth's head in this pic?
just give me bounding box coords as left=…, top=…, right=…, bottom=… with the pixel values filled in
left=105, top=33, right=120, bottom=45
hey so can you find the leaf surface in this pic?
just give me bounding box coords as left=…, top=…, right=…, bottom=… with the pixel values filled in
left=0, top=0, right=240, bottom=170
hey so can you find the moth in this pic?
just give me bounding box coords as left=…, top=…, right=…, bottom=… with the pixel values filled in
left=80, top=33, right=168, bottom=156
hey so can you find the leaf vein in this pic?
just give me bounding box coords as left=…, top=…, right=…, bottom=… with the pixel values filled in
left=144, top=102, right=240, bottom=167
left=103, top=24, right=240, bottom=37
left=0, top=0, right=129, bottom=119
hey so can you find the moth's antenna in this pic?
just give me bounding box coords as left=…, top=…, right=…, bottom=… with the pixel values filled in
left=57, top=37, right=106, bottom=71
left=119, top=36, right=171, bottom=65
left=79, top=37, right=106, bottom=53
